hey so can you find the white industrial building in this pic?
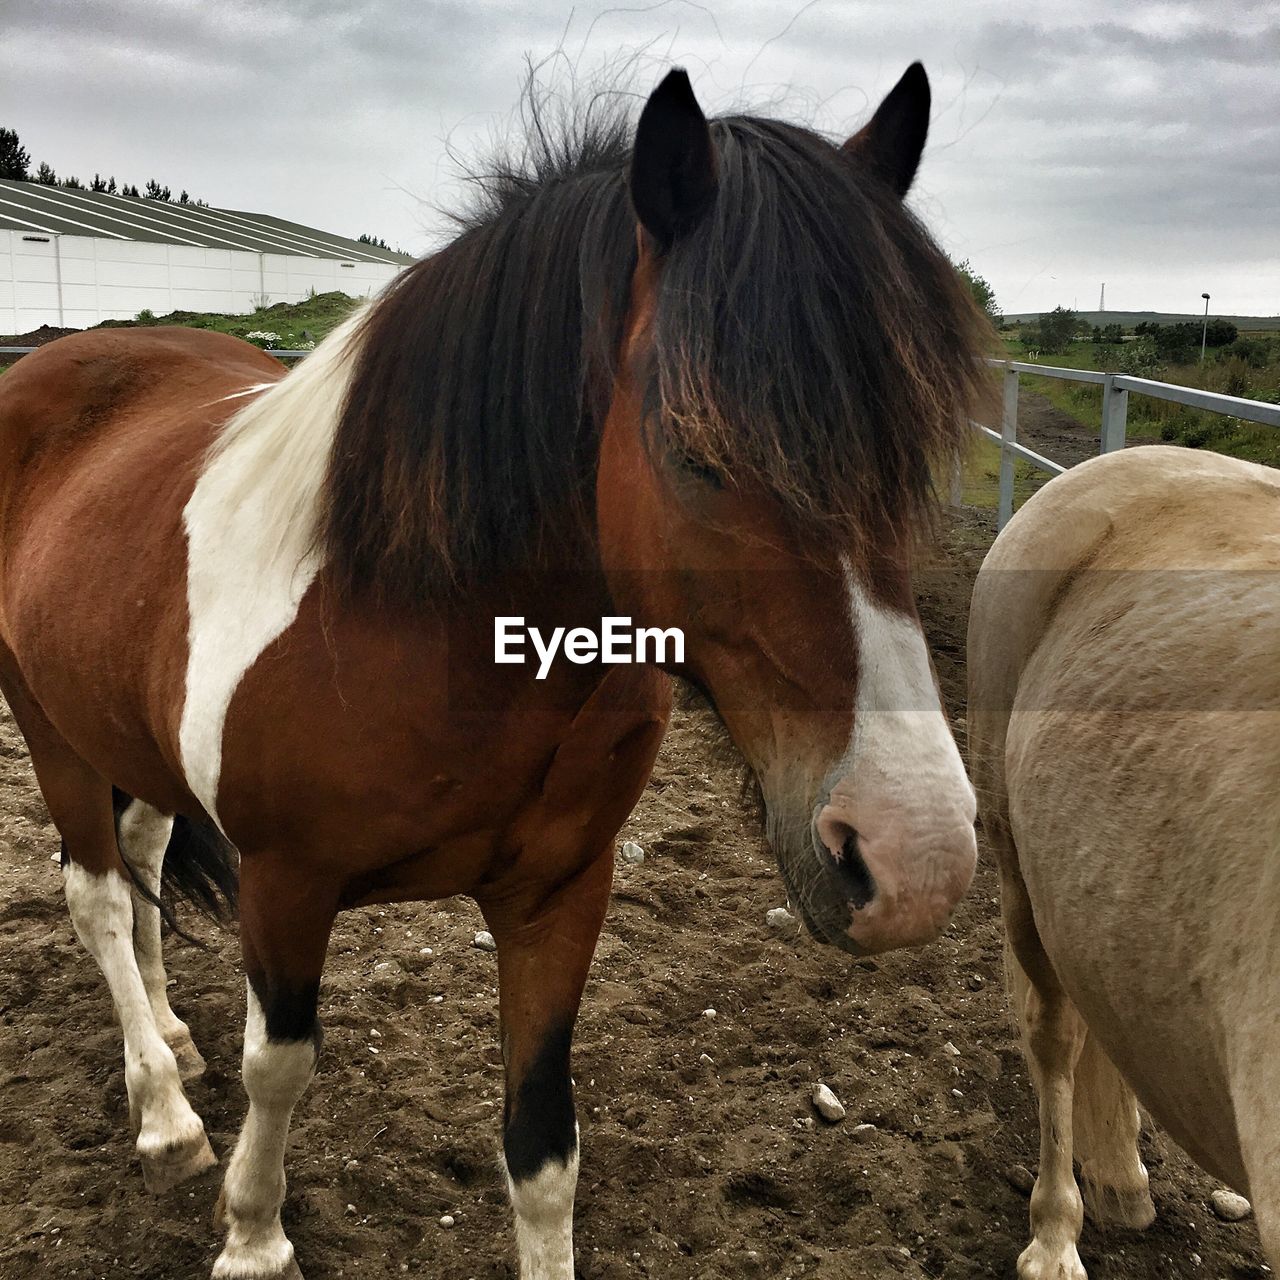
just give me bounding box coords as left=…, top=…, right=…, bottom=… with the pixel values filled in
left=0, top=179, right=413, bottom=332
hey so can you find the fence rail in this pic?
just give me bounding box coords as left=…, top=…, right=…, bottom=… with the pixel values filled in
left=978, top=358, right=1280, bottom=529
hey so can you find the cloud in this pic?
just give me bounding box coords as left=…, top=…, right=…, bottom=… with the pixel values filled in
left=1, top=0, right=1276, bottom=314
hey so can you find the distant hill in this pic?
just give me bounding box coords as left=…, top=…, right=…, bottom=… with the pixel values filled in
left=1005, top=310, right=1280, bottom=332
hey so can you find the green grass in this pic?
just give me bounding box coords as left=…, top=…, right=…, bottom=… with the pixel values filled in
left=1, top=293, right=363, bottom=379
left=1002, top=338, right=1280, bottom=467
left=9, top=291, right=358, bottom=346
left=958, top=432, right=1048, bottom=511
left=101, top=291, right=361, bottom=347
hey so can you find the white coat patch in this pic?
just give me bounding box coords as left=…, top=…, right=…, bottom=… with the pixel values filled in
left=179, top=310, right=366, bottom=825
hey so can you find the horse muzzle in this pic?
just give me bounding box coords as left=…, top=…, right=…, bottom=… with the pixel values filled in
left=810, top=799, right=977, bottom=955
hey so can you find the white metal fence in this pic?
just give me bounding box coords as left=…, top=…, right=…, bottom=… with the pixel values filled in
left=976, top=358, right=1280, bottom=528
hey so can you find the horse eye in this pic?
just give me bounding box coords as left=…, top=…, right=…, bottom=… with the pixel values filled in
left=673, top=451, right=725, bottom=489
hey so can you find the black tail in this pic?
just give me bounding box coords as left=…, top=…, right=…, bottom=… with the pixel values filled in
left=112, top=788, right=239, bottom=947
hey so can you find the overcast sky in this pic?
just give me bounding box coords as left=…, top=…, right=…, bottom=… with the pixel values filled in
left=3, top=1, right=1277, bottom=316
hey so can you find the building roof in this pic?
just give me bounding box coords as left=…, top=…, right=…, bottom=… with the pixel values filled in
left=0, top=179, right=414, bottom=265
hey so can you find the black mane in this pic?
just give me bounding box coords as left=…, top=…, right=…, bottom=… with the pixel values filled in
left=324, top=86, right=990, bottom=601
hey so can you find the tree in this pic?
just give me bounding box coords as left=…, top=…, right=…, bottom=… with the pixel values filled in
left=0, top=126, right=31, bottom=180
left=954, top=258, right=1001, bottom=325
left=1030, top=306, right=1078, bottom=354
left=62, top=174, right=84, bottom=189
left=144, top=179, right=172, bottom=200
left=35, top=160, right=57, bottom=185
left=357, top=233, right=391, bottom=249
left=107, top=176, right=117, bottom=193
left=91, top=173, right=108, bottom=191
left=178, top=189, right=189, bottom=204
left=1148, top=323, right=1200, bottom=363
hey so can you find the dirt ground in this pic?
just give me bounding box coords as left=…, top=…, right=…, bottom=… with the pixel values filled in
left=0, top=401, right=1268, bottom=1279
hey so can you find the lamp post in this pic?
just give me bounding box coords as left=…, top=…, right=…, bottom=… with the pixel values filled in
left=1200, top=292, right=1211, bottom=363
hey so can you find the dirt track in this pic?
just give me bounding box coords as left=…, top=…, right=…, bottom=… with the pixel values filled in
left=0, top=437, right=1269, bottom=1278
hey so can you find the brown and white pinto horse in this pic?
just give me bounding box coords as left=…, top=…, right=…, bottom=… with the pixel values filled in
left=0, top=67, right=988, bottom=1278
left=969, top=446, right=1280, bottom=1277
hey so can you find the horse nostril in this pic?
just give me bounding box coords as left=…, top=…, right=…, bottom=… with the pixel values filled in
left=816, top=816, right=876, bottom=910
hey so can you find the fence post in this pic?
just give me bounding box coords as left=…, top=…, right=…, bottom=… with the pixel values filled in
left=1100, top=373, right=1129, bottom=454
left=998, top=362, right=1019, bottom=529
left=947, top=410, right=966, bottom=508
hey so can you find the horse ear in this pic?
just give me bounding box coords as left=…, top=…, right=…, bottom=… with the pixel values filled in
left=630, top=69, right=718, bottom=250
left=842, top=62, right=931, bottom=197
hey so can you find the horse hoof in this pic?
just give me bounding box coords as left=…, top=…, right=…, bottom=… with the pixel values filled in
left=226, top=1262, right=303, bottom=1280
left=1084, top=1184, right=1156, bottom=1230
left=211, top=1240, right=304, bottom=1280
left=167, top=1035, right=208, bottom=1082
left=140, top=1130, right=217, bottom=1194
left=1017, top=1240, right=1087, bottom=1280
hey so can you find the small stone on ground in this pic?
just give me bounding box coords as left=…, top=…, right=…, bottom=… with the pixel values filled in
left=1210, top=1189, right=1251, bottom=1222
left=473, top=930, right=497, bottom=951
left=812, top=1082, right=846, bottom=1123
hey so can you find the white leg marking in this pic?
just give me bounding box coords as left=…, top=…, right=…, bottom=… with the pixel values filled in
left=63, top=862, right=213, bottom=1190
left=506, top=1138, right=579, bottom=1280
left=214, top=984, right=315, bottom=1280
left=180, top=310, right=366, bottom=826
left=118, top=801, right=193, bottom=1045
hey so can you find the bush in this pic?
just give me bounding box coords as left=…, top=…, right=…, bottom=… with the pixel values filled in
left=1115, top=338, right=1163, bottom=377
left=1028, top=306, right=1077, bottom=354
left=135, top=308, right=156, bottom=324
left=1217, top=336, right=1275, bottom=369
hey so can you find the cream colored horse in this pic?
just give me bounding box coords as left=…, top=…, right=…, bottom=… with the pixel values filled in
left=968, top=445, right=1280, bottom=1279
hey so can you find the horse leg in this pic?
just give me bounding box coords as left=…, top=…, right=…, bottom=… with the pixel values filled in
left=1071, top=1030, right=1155, bottom=1229
left=38, top=749, right=215, bottom=1192
left=213, top=856, right=335, bottom=1280
left=483, top=850, right=613, bottom=1280
left=116, top=795, right=207, bottom=1081
left=1007, top=932, right=1089, bottom=1280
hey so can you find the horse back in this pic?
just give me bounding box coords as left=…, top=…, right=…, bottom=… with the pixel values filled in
left=0, top=328, right=285, bottom=812
left=0, top=326, right=280, bottom=461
